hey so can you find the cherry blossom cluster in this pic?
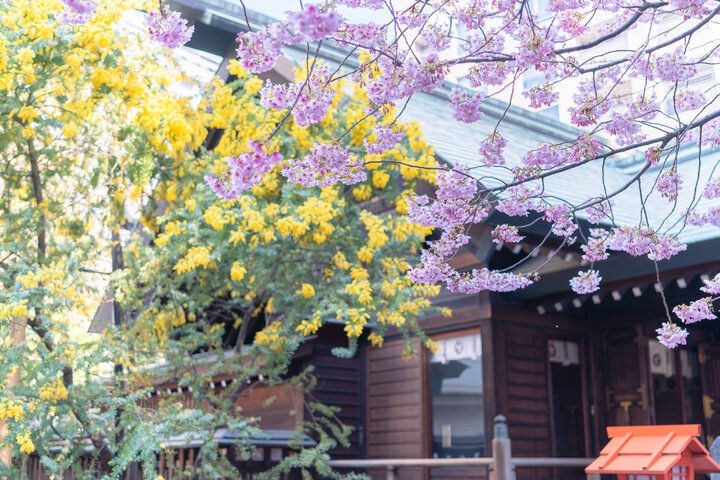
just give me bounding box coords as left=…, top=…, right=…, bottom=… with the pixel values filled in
left=657, top=168, right=682, bottom=201
left=516, top=136, right=601, bottom=179
left=435, top=167, right=477, bottom=201
left=584, top=200, right=614, bottom=224
left=236, top=28, right=284, bottom=74
left=260, top=64, right=335, bottom=127
left=676, top=91, right=706, bottom=112
left=406, top=195, right=490, bottom=231
left=543, top=203, right=577, bottom=237
left=492, top=224, right=524, bottom=244
left=282, top=142, right=366, bottom=188
left=656, top=322, right=689, bottom=349
left=477, top=133, right=508, bottom=167
left=447, top=268, right=535, bottom=293
left=363, top=123, right=405, bottom=154
left=603, top=227, right=687, bottom=261
left=146, top=7, right=194, bottom=49
left=205, top=142, right=283, bottom=199
left=688, top=207, right=720, bottom=227
left=580, top=229, right=610, bottom=263
left=703, top=176, right=720, bottom=199
left=701, top=274, right=720, bottom=295
left=496, top=184, right=542, bottom=216
left=57, top=0, right=97, bottom=24
left=212, top=0, right=720, bottom=346
left=672, top=298, right=716, bottom=324
left=335, top=23, right=386, bottom=49
left=660, top=277, right=720, bottom=347
left=287, top=5, right=343, bottom=42
left=448, top=88, right=485, bottom=123
left=569, top=269, right=602, bottom=294
left=523, top=84, right=558, bottom=109
left=653, top=48, right=697, bottom=82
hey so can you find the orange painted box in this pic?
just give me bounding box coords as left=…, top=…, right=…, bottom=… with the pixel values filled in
left=586, top=425, right=720, bottom=480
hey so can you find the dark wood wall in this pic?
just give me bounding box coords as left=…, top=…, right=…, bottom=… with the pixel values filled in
left=497, top=322, right=553, bottom=458
left=366, top=337, right=427, bottom=480
left=364, top=290, right=494, bottom=480
left=307, top=339, right=366, bottom=459
left=492, top=306, right=600, bottom=480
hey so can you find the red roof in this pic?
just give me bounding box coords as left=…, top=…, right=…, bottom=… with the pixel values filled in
left=585, top=425, right=720, bottom=475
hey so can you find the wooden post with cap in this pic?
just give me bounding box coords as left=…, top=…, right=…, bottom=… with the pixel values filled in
left=491, top=415, right=514, bottom=480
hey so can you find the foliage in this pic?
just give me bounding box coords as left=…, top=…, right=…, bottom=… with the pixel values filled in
left=114, top=63, right=447, bottom=477
left=0, top=1, right=444, bottom=477
left=222, top=0, right=720, bottom=347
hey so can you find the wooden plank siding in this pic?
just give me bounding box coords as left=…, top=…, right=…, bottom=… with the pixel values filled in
left=366, top=338, right=427, bottom=480
left=500, top=325, right=553, bottom=459
left=365, top=294, right=494, bottom=480
left=492, top=306, right=600, bottom=480
left=309, top=341, right=366, bottom=459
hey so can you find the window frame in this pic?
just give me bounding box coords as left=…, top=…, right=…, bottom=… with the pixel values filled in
left=426, top=327, right=487, bottom=459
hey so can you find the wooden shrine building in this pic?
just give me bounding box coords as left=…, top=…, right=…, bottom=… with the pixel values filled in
left=77, top=2, right=720, bottom=480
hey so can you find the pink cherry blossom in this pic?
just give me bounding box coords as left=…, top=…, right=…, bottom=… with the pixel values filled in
left=656, top=322, right=688, bottom=349
left=645, top=146, right=662, bottom=165
left=282, top=142, right=365, bottom=188
left=363, top=123, right=405, bottom=154
left=427, top=228, right=472, bottom=257
left=606, top=227, right=686, bottom=261
left=236, top=27, right=283, bottom=74
left=364, top=57, right=409, bottom=105
left=338, top=0, right=385, bottom=9
left=466, top=62, right=512, bottom=87
left=703, top=176, right=720, bottom=199
left=569, top=270, right=602, bottom=294
left=146, top=9, right=194, bottom=49
left=402, top=54, right=446, bottom=94
left=523, top=83, right=558, bottom=109
left=287, top=5, right=343, bottom=42
left=408, top=251, right=454, bottom=284
left=338, top=0, right=385, bottom=10
left=701, top=274, right=720, bottom=295
left=496, top=184, right=541, bottom=216
left=557, top=10, right=587, bottom=36
left=449, top=88, right=485, bottom=123
left=406, top=196, right=490, bottom=230
left=688, top=207, right=720, bottom=227
left=260, top=80, right=296, bottom=110
left=584, top=200, right=614, bottom=224
left=513, top=26, right=556, bottom=68
left=676, top=90, right=706, bottom=112
left=420, top=24, right=452, bottom=52
left=654, top=47, right=696, bottom=82
left=581, top=231, right=610, bottom=263
left=57, top=0, right=97, bottom=24
left=492, top=224, right=525, bottom=244
left=478, top=133, right=507, bottom=167
left=657, top=168, right=682, bottom=201
left=205, top=141, right=283, bottom=199
left=673, top=298, right=716, bottom=324
left=455, top=1, right=488, bottom=29
left=543, top=203, right=577, bottom=237
left=435, top=167, right=477, bottom=201
left=259, top=64, right=335, bottom=127
left=447, top=268, right=535, bottom=293
left=336, top=23, right=386, bottom=49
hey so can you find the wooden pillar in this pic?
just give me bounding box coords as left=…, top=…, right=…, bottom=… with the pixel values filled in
left=491, top=415, right=515, bottom=480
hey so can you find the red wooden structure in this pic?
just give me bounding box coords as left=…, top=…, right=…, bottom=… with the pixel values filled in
left=585, top=424, right=720, bottom=480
